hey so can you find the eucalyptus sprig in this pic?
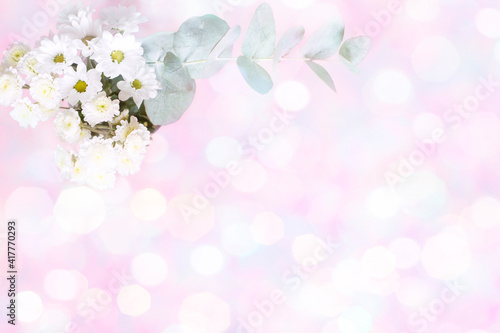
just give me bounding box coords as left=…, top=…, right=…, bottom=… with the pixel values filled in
left=142, top=3, right=372, bottom=126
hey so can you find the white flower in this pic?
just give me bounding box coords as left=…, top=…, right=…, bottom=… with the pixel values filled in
left=18, top=51, right=40, bottom=79
left=30, top=73, right=61, bottom=108
left=56, top=64, right=103, bottom=105
left=59, top=13, right=103, bottom=57
left=57, top=5, right=95, bottom=29
left=37, top=104, right=59, bottom=121
left=37, top=35, right=79, bottom=75
left=86, top=168, right=116, bottom=190
left=91, top=31, right=145, bottom=79
left=2, top=42, right=31, bottom=68
left=79, top=136, right=117, bottom=171
left=117, top=66, right=159, bottom=106
left=114, top=116, right=150, bottom=143
left=0, top=67, right=24, bottom=106
left=54, top=108, right=82, bottom=143
left=116, top=146, right=143, bottom=175
left=124, top=129, right=150, bottom=156
left=77, top=128, right=92, bottom=143
left=112, top=108, right=129, bottom=125
left=100, top=6, right=147, bottom=34
left=54, top=146, right=73, bottom=179
left=82, top=92, right=120, bottom=127
left=10, top=97, right=40, bottom=129
left=70, top=158, right=88, bottom=184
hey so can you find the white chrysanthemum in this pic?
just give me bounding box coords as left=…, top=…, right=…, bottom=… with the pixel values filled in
left=18, top=51, right=40, bottom=79
left=100, top=5, right=147, bottom=34
left=77, top=128, right=91, bottom=143
left=54, top=146, right=73, bottom=179
left=57, top=5, right=95, bottom=30
left=56, top=64, right=103, bottom=105
left=37, top=35, right=79, bottom=75
left=70, top=158, right=88, bottom=184
left=116, top=146, right=143, bottom=175
left=10, top=97, right=40, bottom=129
left=37, top=104, right=59, bottom=121
left=112, top=108, right=129, bottom=125
left=2, top=42, right=31, bottom=68
left=29, top=73, right=61, bottom=108
left=0, top=67, right=24, bottom=106
left=91, top=31, right=145, bottom=79
left=82, top=92, right=120, bottom=127
left=59, top=13, right=103, bottom=57
left=86, top=168, right=116, bottom=190
left=79, top=136, right=117, bottom=171
left=124, top=129, right=149, bottom=156
left=114, top=116, right=150, bottom=143
left=117, top=66, right=159, bottom=106
left=54, top=108, right=82, bottom=143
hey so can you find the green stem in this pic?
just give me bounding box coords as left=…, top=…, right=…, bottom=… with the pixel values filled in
left=146, top=56, right=340, bottom=66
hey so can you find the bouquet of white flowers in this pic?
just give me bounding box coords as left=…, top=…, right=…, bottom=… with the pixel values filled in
left=0, top=4, right=371, bottom=190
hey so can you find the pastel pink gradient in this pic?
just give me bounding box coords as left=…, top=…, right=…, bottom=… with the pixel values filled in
left=1, top=0, right=500, bottom=332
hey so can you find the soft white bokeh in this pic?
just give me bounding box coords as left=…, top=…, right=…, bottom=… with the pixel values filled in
left=130, top=188, right=167, bottom=221
left=54, top=187, right=106, bottom=235
left=131, top=252, right=168, bottom=286
left=117, top=284, right=151, bottom=316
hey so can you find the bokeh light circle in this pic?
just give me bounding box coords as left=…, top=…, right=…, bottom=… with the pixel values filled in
left=130, top=188, right=167, bottom=221
left=411, top=36, right=460, bottom=82
left=250, top=212, right=285, bottom=245
left=131, top=252, right=168, bottom=286
left=18, top=291, right=43, bottom=323
left=54, top=187, right=106, bottom=235
left=117, top=284, right=151, bottom=316
left=190, top=246, right=225, bottom=275
left=421, top=233, right=471, bottom=280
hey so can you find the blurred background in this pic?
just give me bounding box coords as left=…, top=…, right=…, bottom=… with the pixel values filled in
left=1, top=0, right=500, bottom=332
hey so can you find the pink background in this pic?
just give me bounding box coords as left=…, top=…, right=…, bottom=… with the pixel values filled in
left=1, top=0, right=500, bottom=332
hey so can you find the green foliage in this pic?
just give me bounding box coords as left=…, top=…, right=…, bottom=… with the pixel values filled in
left=302, top=18, right=345, bottom=60
left=174, top=15, right=230, bottom=79
left=142, top=32, right=175, bottom=62
left=144, top=52, right=196, bottom=125
left=241, top=3, right=276, bottom=59
left=274, top=26, right=305, bottom=68
left=339, top=36, right=372, bottom=66
left=201, top=25, right=241, bottom=78
left=305, top=61, right=336, bottom=91
left=237, top=56, right=273, bottom=95
left=141, top=3, right=371, bottom=126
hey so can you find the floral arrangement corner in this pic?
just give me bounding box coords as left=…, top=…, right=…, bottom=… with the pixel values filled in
left=0, top=3, right=371, bottom=190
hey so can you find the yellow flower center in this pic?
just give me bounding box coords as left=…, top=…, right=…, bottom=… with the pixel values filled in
left=54, top=54, right=65, bottom=63
left=13, top=51, right=24, bottom=62
left=132, top=79, right=142, bottom=90
left=82, top=36, right=95, bottom=46
left=97, top=102, right=108, bottom=113
left=111, top=50, right=125, bottom=63
left=74, top=80, right=88, bottom=93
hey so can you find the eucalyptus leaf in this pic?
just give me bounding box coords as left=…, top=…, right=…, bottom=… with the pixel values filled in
left=201, top=25, right=241, bottom=78
left=305, top=61, right=336, bottom=92
left=302, top=18, right=344, bottom=60
left=339, top=36, right=371, bottom=66
left=174, top=14, right=230, bottom=79
left=339, top=56, right=361, bottom=74
left=145, top=52, right=196, bottom=125
left=237, top=56, right=273, bottom=94
left=241, top=3, right=276, bottom=59
left=273, top=26, right=305, bottom=68
left=142, top=31, right=175, bottom=62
